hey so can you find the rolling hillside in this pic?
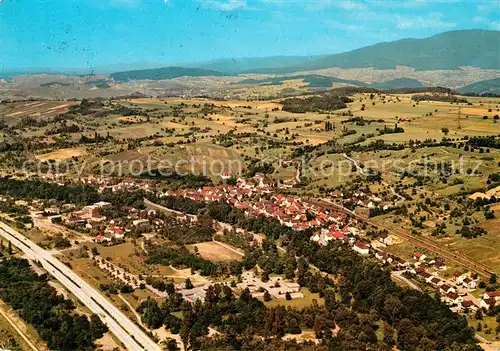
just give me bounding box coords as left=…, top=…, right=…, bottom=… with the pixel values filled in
left=370, top=78, right=423, bottom=90
left=110, top=66, right=228, bottom=81
left=233, top=74, right=368, bottom=88
left=457, top=78, right=500, bottom=95
left=233, top=75, right=428, bottom=90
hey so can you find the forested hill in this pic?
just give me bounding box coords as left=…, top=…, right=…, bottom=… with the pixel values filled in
left=370, top=78, right=423, bottom=90
left=457, top=78, right=500, bottom=95
left=193, top=30, right=499, bottom=73
left=110, top=66, right=228, bottom=81
left=108, top=30, right=498, bottom=82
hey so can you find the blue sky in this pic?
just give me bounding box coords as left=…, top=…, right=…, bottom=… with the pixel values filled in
left=0, top=0, right=498, bottom=71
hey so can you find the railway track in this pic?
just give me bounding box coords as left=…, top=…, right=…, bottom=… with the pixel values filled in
left=313, top=198, right=495, bottom=279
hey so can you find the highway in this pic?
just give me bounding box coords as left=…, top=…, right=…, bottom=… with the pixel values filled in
left=0, top=221, right=160, bottom=351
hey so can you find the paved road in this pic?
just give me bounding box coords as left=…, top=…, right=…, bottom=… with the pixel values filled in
left=317, top=198, right=494, bottom=279
left=0, top=221, right=160, bottom=351
left=391, top=271, right=422, bottom=291
left=390, top=271, right=491, bottom=346
left=338, top=155, right=492, bottom=277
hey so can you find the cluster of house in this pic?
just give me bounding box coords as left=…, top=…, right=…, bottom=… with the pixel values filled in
left=371, top=249, right=495, bottom=314
left=330, top=190, right=395, bottom=211
left=414, top=268, right=479, bottom=310
left=402, top=252, right=489, bottom=313
left=481, top=291, right=500, bottom=310
left=37, top=174, right=153, bottom=194
left=373, top=250, right=448, bottom=272
left=237, top=271, right=303, bottom=300
left=81, top=176, right=153, bottom=193
left=167, top=174, right=347, bottom=231
left=374, top=251, right=408, bottom=268
left=59, top=201, right=156, bottom=245
left=411, top=251, right=447, bottom=270
left=310, top=223, right=372, bottom=256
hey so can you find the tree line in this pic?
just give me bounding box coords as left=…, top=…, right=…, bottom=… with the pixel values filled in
left=411, top=94, right=468, bottom=103
left=0, top=258, right=108, bottom=350
left=0, top=177, right=99, bottom=205
left=281, top=96, right=353, bottom=113
left=146, top=195, right=480, bottom=350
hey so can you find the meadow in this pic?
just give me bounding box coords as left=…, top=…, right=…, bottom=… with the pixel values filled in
left=2, top=91, right=499, bottom=274
left=186, top=241, right=243, bottom=262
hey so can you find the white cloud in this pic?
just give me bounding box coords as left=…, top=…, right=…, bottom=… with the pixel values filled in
left=473, top=16, right=483, bottom=23
left=472, top=15, right=500, bottom=30
left=365, top=0, right=429, bottom=9
left=339, top=1, right=366, bottom=10
left=109, top=0, right=143, bottom=8
left=202, top=0, right=247, bottom=11
left=476, top=3, right=495, bottom=12
left=304, top=0, right=367, bottom=12
left=396, top=12, right=457, bottom=29
left=326, top=20, right=364, bottom=31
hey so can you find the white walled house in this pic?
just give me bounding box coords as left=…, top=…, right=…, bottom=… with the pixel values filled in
left=353, top=241, right=370, bottom=255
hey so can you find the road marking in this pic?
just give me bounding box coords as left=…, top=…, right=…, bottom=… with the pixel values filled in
left=0, top=222, right=160, bottom=351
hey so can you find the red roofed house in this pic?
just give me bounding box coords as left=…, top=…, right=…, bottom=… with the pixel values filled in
left=414, top=267, right=425, bottom=274
left=460, top=300, right=478, bottom=312
left=462, top=277, right=477, bottom=290
left=480, top=298, right=497, bottom=310
left=483, top=291, right=500, bottom=301
left=445, top=292, right=462, bottom=305
left=325, top=231, right=344, bottom=243
left=413, top=252, right=427, bottom=262
left=440, top=284, right=456, bottom=295
left=353, top=241, right=370, bottom=255
left=330, top=231, right=345, bottom=240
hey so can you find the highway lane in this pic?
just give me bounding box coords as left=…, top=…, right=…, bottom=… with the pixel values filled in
left=0, top=225, right=144, bottom=351
left=0, top=222, right=160, bottom=351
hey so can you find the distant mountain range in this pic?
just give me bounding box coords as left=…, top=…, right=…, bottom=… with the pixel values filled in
left=108, top=68, right=498, bottom=94
left=192, top=29, right=500, bottom=73
left=232, top=74, right=369, bottom=88
left=105, top=30, right=499, bottom=91
left=2, top=30, right=499, bottom=96
left=110, top=66, right=228, bottom=82
left=2, top=29, right=498, bottom=78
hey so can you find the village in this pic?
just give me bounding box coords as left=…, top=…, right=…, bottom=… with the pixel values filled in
left=2, top=172, right=498, bottom=326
